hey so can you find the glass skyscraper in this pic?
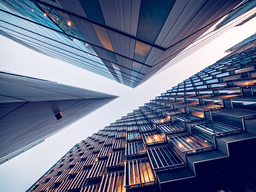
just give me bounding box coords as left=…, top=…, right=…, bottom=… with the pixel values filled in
left=0, top=0, right=250, bottom=88
left=27, top=37, right=256, bottom=192
left=0, top=71, right=117, bottom=165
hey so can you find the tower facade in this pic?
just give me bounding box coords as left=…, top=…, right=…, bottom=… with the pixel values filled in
left=0, top=71, right=117, bottom=164
left=0, top=0, right=248, bottom=88
left=27, top=39, right=256, bottom=192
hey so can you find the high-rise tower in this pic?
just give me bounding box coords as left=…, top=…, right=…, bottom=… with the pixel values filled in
left=27, top=37, right=256, bottom=192
left=0, top=71, right=117, bottom=165
left=0, top=0, right=251, bottom=87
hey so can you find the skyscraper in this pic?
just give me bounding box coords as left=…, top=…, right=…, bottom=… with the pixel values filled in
left=0, top=0, right=249, bottom=88
left=27, top=37, right=256, bottom=192
left=0, top=71, right=117, bottom=165
left=225, top=32, right=256, bottom=53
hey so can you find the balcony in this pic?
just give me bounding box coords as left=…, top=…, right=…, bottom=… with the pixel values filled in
left=139, top=125, right=156, bottom=133
left=106, top=151, right=125, bottom=169
left=125, top=158, right=156, bottom=189
left=147, top=146, right=185, bottom=172
left=112, top=139, right=126, bottom=150
left=86, top=159, right=107, bottom=180
left=97, top=146, right=112, bottom=159
left=142, top=133, right=165, bottom=146
left=190, top=120, right=243, bottom=136
left=127, top=132, right=141, bottom=141
left=125, top=141, right=146, bottom=157
left=99, top=171, right=125, bottom=192
left=157, top=121, right=186, bottom=135
left=168, top=133, right=214, bottom=154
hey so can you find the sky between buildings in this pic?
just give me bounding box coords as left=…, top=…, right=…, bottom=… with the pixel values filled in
left=0, top=15, right=256, bottom=192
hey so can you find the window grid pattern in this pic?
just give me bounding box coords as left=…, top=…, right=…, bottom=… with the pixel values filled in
left=28, top=41, right=256, bottom=191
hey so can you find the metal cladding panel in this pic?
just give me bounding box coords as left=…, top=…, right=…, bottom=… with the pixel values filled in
left=0, top=79, right=78, bottom=101
left=0, top=98, right=115, bottom=160
left=0, top=72, right=115, bottom=99
left=0, top=102, right=26, bottom=119
left=0, top=99, right=78, bottom=149
left=0, top=94, right=24, bottom=103
left=92, top=144, right=103, bottom=153
left=99, top=0, right=140, bottom=35
left=0, top=72, right=117, bottom=163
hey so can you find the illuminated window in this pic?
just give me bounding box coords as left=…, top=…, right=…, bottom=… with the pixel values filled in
left=125, top=158, right=155, bottom=188
left=147, top=147, right=184, bottom=171
left=99, top=172, right=125, bottom=192
left=168, top=134, right=213, bottom=154
left=142, top=133, right=165, bottom=145
left=125, top=142, right=145, bottom=156
left=106, top=151, right=125, bottom=168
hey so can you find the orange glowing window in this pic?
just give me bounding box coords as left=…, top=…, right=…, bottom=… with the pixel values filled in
left=125, top=158, right=155, bottom=187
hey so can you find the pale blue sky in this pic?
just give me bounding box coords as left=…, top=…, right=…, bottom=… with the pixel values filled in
left=0, top=15, right=256, bottom=192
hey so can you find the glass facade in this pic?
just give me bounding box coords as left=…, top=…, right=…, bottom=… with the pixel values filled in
left=27, top=38, right=256, bottom=192
left=0, top=0, right=245, bottom=88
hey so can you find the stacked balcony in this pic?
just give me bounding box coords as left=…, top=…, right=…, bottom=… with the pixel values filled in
left=28, top=44, right=256, bottom=192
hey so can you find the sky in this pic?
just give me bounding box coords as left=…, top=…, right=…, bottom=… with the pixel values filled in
left=0, top=14, right=256, bottom=192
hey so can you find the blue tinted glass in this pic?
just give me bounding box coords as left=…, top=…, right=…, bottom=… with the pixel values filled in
left=79, top=0, right=105, bottom=25
left=137, top=0, right=175, bottom=43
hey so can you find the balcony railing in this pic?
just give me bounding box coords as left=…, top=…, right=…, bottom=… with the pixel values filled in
left=103, top=138, right=115, bottom=147
left=92, top=144, right=103, bottom=153
left=142, top=133, right=165, bottom=145
left=125, top=142, right=145, bottom=157
left=99, top=172, right=125, bottom=192
left=86, top=160, right=107, bottom=179
left=83, top=154, right=97, bottom=167
left=112, top=139, right=126, bottom=150
left=157, top=121, right=186, bottom=135
left=125, top=158, right=156, bottom=188
left=127, top=132, right=141, bottom=141
left=147, top=147, right=185, bottom=172
left=106, top=151, right=125, bottom=168
left=139, top=125, right=155, bottom=133
left=168, top=133, right=214, bottom=154
left=80, top=184, right=100, bottom=192
left=127, top=125, right=139, bottom=132
left=191, top=120, right=243, bottom=136
left=67, top=169, right=89, bottom=191
left=97, top=146, right=112, bottom=159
